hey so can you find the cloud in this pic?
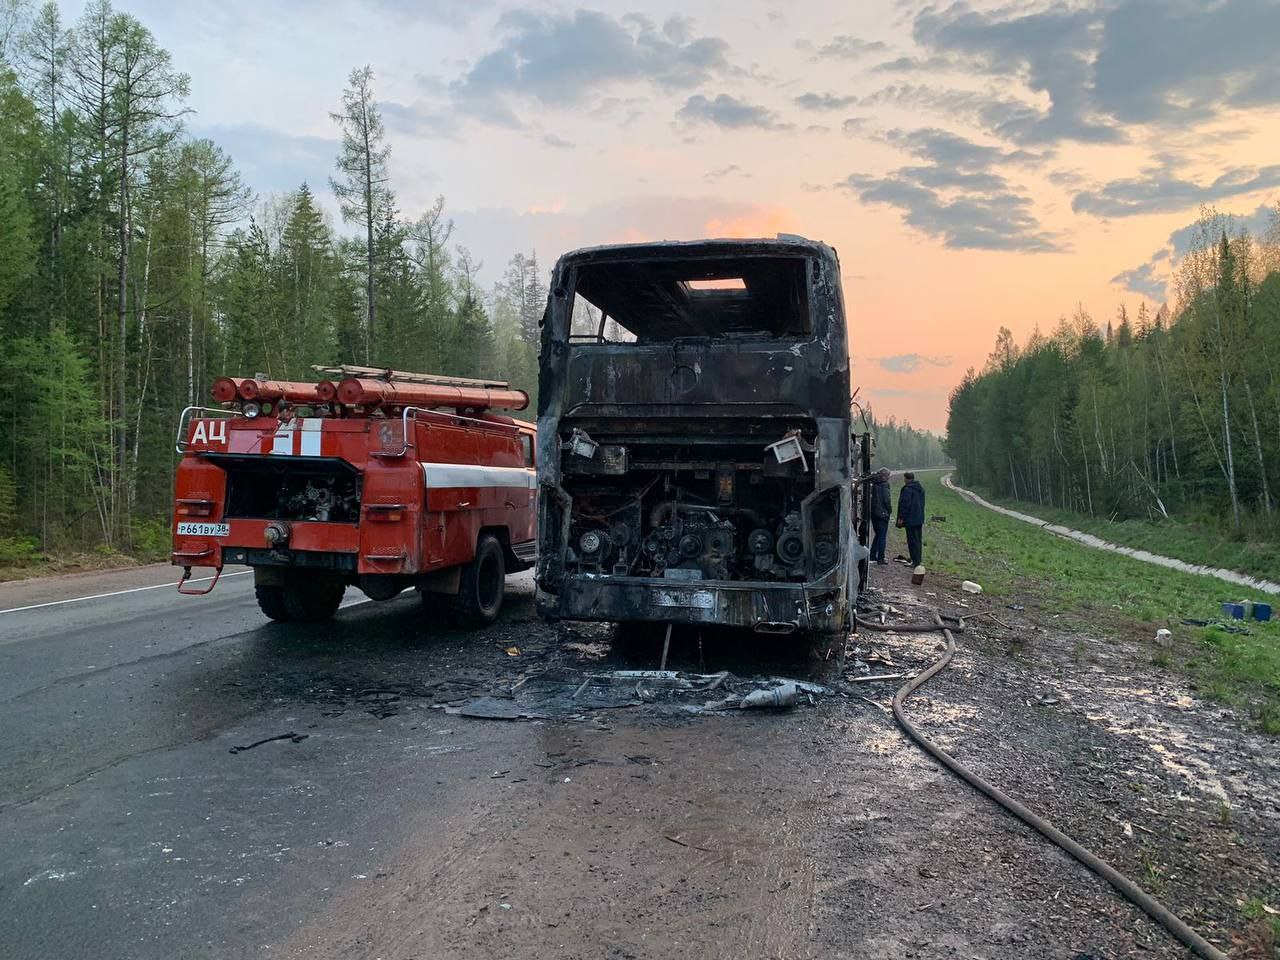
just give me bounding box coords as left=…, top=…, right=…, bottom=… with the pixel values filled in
left=1073, top=162, right=1280, bottom=217
left=886, top=127, right=1039, bottom=170
left=192, top=123, right=338, bottom=199
left=875, top=354, right=953, bottom=374
left=1110, top=262, right=1166, bottom=302
left=794, top=92, right=858, bottom=111
left=1111, top=203, right=1277, bottom=300
left=1092, top=0, right=1280, bottom=124
left=379, top=100, right=461, bottom=140
left=451, top=10, right=733, bottom=121
left=802, top=35, right=887, bottom=61
left=838, top=127, right=1060, bottom=252
left=895, top=0, right=1280, bottom=147
left=541, top=133, right=575, bottom=149
left=705, top=164, right=750, bottom=181
left=678, top=94, right=789, bottom=130
left=909, top=2, right=1119, bottom=145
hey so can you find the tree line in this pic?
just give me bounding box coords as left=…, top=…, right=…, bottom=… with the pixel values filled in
left=0, top=1, right=544, bottom=561
left=860, top=410, right=948, bottom=471
left=946, top=206, right=1280, bottom=534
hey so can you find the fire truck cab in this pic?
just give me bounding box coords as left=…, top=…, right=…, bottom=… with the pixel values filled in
left=172, top=366, right=537, bottom=626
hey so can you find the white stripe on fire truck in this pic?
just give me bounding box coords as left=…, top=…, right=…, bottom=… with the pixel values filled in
left=268, top=419, right=322, bottom=457
left=299, top=419, right=322, bottom=456
left=270, top=422, right=294, bottom=455
left=420, top=463, right=536, bottom=489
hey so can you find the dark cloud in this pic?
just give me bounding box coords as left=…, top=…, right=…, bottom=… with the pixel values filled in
left=910, top=2, right=1118, bottom=145
left=1073, top=162, right=1280, bottom=217
left=451, top=10, right=733, bottom=117
left=1110, top=262, right=1166, bottom=301
left=898, top=0, right=1280, bottom=147
left=1093, top=0, right=1280, bottom=124
left=841, top=117, right=869, bottom=136
left=793, top=92, right=858, bottom=111
left=875, top=354, right=953, bottom=374
left=839, top=128, right=1060, bottom=252
left=803, top=35, right=887, bottom=61
left=886, top=127, right=1040, bottom=170
left=542, top=133, right=575, bottom=149
left=678, top=94, right=789, bottom=130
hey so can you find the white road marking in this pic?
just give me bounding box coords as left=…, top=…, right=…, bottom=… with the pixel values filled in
left=0, top=570, right=254, bottom=616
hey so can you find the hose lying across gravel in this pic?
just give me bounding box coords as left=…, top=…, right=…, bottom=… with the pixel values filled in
left=858, top=610, right=1228, bottom=960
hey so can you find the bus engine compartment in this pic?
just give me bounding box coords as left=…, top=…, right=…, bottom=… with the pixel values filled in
left=558, top=421, right=843, bottom=585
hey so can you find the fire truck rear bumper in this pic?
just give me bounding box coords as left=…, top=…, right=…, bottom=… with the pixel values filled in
left=536, top=572, right=846, bottom=635
left=218, top=547, right=359, bottom=572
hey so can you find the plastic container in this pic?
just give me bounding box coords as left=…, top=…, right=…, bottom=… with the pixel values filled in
left=1221, top=602, right=1246, bottom=620
left=1253, top=602, right=1272, bottom=622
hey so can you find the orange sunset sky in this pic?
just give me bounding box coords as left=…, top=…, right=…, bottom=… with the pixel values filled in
left=118, top=0, right=1280, bottom=431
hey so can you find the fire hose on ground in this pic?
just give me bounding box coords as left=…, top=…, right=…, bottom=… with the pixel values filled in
left=855, top=611, right=1228, bottom=960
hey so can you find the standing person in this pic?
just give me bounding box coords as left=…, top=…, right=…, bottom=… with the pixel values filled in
left=869, top=468, right=892, bottom=565
left=896, top=472, right=926, bottom=568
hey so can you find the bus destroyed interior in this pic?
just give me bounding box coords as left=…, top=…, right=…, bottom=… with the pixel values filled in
left=536, top=237, right=864, bottom=641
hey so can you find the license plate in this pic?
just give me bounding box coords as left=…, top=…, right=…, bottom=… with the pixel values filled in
left=653, top=589, right=716, bottom=610
left=176, top=522, right=230, bottom=537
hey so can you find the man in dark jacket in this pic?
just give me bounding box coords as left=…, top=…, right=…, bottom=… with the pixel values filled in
left=896, top=472, right=926, bottom=567
left=869, top=468, right=892, bottom=564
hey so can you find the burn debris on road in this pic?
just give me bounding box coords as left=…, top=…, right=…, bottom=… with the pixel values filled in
left=228, top=732, right=309, bottom=754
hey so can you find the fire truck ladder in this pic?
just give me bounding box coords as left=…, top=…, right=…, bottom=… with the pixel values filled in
left=311, top=364, right=511, bottom=391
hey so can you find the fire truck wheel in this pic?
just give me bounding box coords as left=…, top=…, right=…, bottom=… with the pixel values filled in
left=453, top=534, right=505, bottom=627
left=282, top=575, right=346, bottom=623
left=255, top=585, right=292, bottom=622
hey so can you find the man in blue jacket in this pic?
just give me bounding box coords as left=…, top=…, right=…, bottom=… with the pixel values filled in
left=896, top=472, right=926, bottom=567
left=869, top=468, right=892, bottom=564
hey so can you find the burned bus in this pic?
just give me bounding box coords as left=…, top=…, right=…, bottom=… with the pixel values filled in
left=535, top=236, right=864, bottom=648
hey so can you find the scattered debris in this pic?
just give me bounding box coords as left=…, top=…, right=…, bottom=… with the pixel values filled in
left=456, top=697, right=547, bottom=721
left=845, top=673, right=907, bottom=684
left=1155, top=628, right=1173, bottom=648
left=961, top=580, right=983, bottom=594
left=228, top=732, right=308, bottom=754
left=740, top=682, right=799, bottom=709
left=563, top=641, right=609, bottom=660
left=504, top=646, right=521, bottom=657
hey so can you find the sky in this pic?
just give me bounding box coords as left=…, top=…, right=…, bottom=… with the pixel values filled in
left=75, top=0, right=1280, bottom=431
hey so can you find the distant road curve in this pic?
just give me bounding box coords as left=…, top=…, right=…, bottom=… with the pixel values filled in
left=942, top=474, right=1280, bottom=597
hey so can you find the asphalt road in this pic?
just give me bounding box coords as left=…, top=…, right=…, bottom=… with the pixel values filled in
left=0, top=561, right=1247, bottom=959
left=0, top=564, right=548, bottom=959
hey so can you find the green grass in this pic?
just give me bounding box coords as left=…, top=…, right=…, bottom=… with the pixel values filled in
left=918, top=471, right=1280, bottom=732
left=966, top=485, right=1280, bottom=585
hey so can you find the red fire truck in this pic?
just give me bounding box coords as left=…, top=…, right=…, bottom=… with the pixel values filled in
left=171, top=366, right=537, bottom=625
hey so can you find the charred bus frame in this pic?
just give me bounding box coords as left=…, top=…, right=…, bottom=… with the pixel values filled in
left=535, top=237, right=865, bottom=643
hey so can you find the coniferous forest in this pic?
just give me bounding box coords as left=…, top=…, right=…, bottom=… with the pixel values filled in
left=946, top=207, right=1280, bottom=538
left=0, top=2, right=544, bottom=562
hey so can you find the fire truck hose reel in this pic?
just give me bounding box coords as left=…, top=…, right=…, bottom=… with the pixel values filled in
left=858, top=611, right=1227, bottom=960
